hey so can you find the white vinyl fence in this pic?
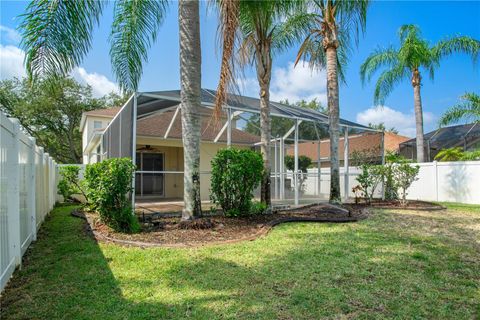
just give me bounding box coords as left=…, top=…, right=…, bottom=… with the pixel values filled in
left=1, top=112, right=59, bottom=292
left=302, top=161, right=480, bottom=205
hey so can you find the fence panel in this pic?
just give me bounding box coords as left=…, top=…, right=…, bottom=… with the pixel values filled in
left=0, top=111, right=58, bottom=292
left=303, top=162, right=480, bottom=204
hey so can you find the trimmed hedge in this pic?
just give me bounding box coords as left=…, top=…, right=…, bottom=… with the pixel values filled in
left=84, top=158, right=139, bottom=233
left=210, top=148, right=264, bottom=217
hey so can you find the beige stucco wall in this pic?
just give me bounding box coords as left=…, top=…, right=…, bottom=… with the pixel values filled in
left=81, top=115, right=112, bottom=163
left=136, top=136, right=250, bottom=200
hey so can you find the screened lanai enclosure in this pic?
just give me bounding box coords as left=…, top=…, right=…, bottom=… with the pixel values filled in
left=98, top=89, right=383, bottom=213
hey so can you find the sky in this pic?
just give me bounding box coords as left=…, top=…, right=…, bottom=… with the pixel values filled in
left=1, top=0, right=479, bottom=137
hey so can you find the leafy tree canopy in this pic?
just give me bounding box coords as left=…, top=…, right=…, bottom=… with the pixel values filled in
left=0, top=77, right=129, bottom=163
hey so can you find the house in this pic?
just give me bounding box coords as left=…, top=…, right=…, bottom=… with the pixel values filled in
left=399, top=123, right=480, bottom=161
left=80, top=89, right=378, bottom=208
left=80, top=103, right=259, bottom=201
left=286, top=131, right=411, bottom=167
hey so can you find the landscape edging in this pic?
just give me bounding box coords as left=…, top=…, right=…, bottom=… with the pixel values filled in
left=71, top=208, right=367, bottom=248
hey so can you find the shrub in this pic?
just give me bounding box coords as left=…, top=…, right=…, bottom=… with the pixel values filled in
left=284, top=155, right=312, bottom=172
left=57, top=165, right=87, bottom=202
left=84, top=158, right=139, bottom=233
left=393, top=163, right=420, bottom=206
left=210, top=148, right=263, bottom=217
left=356, top=164, right=384, bottom=204
left=383, top=152, right=408, bottom=200
left=250, top=201, right=268, bottom=215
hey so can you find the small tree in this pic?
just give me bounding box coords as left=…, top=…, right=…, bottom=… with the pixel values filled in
left=393, top=163, right=420, bottom=206
left=285, top=155, right=312, bottom=192
left=210, top=148, right=263, bottom=217
left=356, top=164, right=384, bottom=204
left=84, top=158, right=139, bottom=233
left=57, top=165, right=87, bottom=202
left=383, top=152, right=408, bottom=200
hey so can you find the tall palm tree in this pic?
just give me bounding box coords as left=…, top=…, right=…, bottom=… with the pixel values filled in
left=20, top=0, right=202, bottom=219
left=178, top=0, right=202, bottom=220
left=360, top=25, right=480, bottom=162
left=215, top=0, right=310, bottom=207
left=439, top=92, right=480, bottom=126
left=295, top=0, right=369, bottom=203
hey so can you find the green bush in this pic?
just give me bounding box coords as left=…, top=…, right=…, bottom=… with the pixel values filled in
left=285, top=155, right=312, bottom=172
left=84, top=158, right=139, bottom=233
left=393, top=163, right=420, bottom=206
left=57, top=165, right=86, bottom=202
left=249, top=201, right=268, bottom=215
left=383, top=152, right=409, bottom=200
left=356, top=164, right=384, bottom=204
left=210, top=148, right=264, bottom=217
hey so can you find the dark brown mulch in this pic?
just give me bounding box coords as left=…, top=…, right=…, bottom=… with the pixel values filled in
left=72, top=203, right=368, bottom=248
left=349, top=199, right=446, bottom=211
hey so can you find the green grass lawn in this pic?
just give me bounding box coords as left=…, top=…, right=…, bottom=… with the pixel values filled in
left=1, top=204, right=479, bottom=319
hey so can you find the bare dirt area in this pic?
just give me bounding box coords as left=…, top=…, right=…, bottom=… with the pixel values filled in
left=74, top=203, right=368, bottom=247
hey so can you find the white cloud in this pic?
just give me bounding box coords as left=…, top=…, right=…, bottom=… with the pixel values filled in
left=356, top=106, right=435, bottom=137
left=0, top=44, right=26, bottom=80
left=0, top=44, right=118, bottom=97
left=237, top=60, right=327, bottom=105
left=72, top=67, right=119, bottom=97
left=0, top=25, right=21, bottom=44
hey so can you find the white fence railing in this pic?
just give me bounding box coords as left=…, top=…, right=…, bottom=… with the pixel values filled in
left=301, top=161, right=480, bottom=205
left=1, top=112, right=59, bottom=292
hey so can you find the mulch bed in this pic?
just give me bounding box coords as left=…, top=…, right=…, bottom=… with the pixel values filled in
left=349, top=199, right=446, bottom=211
left=72, top=203, right=368, bottom=248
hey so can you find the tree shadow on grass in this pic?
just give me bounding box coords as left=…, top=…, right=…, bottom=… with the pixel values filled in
left=1, top=206, right=478, bottom=319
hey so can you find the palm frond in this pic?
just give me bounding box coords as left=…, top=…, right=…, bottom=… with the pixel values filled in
left=373, top=64, right=408, bottom=105
left=271, top=12, right=316, bottom=54
left=432, top=35, right=480, bottom=65
left=214, top=0, right=240, bottom=120
left=439, top=92, right=480, bottom=126
left=398, top=24, right=421, bottom=43
left=110, top=0, right=168, bottom=92
left=360, top=46, right=399, bottom=85
left=20, top=0, right=105, bottom=79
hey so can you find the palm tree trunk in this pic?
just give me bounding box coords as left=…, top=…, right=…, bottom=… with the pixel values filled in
left=179, top=0, right=202, bottom=220
left=412, top=69, right=425, bottom=162
left=326, top=45, right=341, bottom=203
left=255, top=43, right=272, bottom=206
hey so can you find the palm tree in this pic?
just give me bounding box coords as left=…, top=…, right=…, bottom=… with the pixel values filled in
left=360, top=25, right=480, bottom=162
left=20, top=0, right=202, bottom=219
left=295, top=0, right=369, bottom=203
left=215, top=0, right=310, bottom=207
left=439, top=92, right=480, bottom=126
left=178, top=0, right=203, bottom=220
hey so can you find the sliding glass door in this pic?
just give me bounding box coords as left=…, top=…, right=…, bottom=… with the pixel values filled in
left=135, top=152, right=164, bottom=197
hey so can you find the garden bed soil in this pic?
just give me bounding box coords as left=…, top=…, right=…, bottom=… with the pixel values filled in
left=73, top=203, right=368, bottom=248
left=350, top=199, right=446, bottom=211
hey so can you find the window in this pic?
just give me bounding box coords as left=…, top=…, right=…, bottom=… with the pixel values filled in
left=93, top=120, right=102, bottom=129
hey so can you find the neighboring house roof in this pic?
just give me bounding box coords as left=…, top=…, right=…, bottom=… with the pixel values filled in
left=80, top=107, right=122, bottom=132
left=398, top=123, right=480, bottom=161
left=287, top=132, right=411, bottom=161
left=399, top=123, right=480, bottom=149
left=83, top=107, right=122, bottom=117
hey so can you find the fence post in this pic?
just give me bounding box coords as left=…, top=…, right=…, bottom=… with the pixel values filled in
left=28, top=137, right=37, bottom=241
left=433, top=161, right=439, bottom=202
left=7, top=118, right=22, bottom=267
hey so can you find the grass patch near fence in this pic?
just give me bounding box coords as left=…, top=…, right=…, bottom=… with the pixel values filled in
left=439, top=201, right=480, bottom=213
left=1, top=204, right=479, bottom=319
